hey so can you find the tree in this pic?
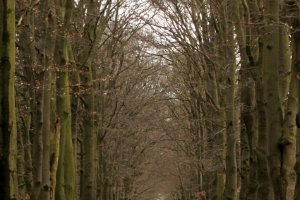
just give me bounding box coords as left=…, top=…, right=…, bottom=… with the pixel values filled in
left=54, top=0, right=76, bottom=199
left=0, top=0, right=18, bottom=199
left=9, top=0, right=300, bottom=199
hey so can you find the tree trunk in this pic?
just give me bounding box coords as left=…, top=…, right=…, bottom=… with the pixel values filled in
left=79, top=1, right=100, bottom=199
left=0, top=0, right=19, bottom=199
left=55, top=0, right=76, bottom=199
left=290, top=2, right=300, bottom=199
left=39, top=1, right=57, bottom=199
left=231, top=1, right=259, bottom=199
left=223, top=4, right=238, bottom=200
left=262, top=0, right=283, bottom=199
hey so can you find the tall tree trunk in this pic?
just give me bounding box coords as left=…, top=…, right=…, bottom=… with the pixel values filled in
left=0, top=0, right=19, bottom=199
left=55, top=0, right=76, bottom=199
left=223, top=43, right=238, bottom=200
left=23, top=113, right=33, bottom=195
left=278, top=16, right=296, bottom=199
left=231, top=1, right=259, bottom=199
left=80, top=65, right=96, bottom=199
left=223, top=3, right=238, bottom=200
left=294, top=21, right=300, bottom=200
left=254, top=3, right=274, bottom=200
left=79, top=1, right=101, bottom=199
left=288, top=2, right=300, bottom=199
left=262, top=0, right=282, bottom=199
left=39, top=1, right=57, bottom=199
left=50, top=86, right=60, bottom=200
left=280, top=39, right=297, bottom=200
left=17, top=120, right=25, bottom=198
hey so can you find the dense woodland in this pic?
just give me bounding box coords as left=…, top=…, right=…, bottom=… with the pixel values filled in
left=1, top=0, right=300, bottom=200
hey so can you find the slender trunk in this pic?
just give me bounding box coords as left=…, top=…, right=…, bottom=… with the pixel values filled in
left=262, top=1, right=283, bottom=199
left=223, top=5, right=238, bottom=200
left=256, top=66, right=274, bottom=200
left=280, top=38, right=297, bottom=200
left=23, top=113, right=33, bottom=194
left=231, top=1, right=259, bottom=199
left=278, top=16, right=296, bottom=200
left=292, top=3, right=300, bottom=198
left=31, top=89, right=43, bottom=200
left=0, top=0, right=18, bottom=199
left=256, top=35, right=275, bottom=199
left=79, top=1, right=98, bottom=199
left=55, top=38, right=75, bottom=200
left=80, top=72, right=96, bottom=199
left=50, top=46, right=59, bottom=200
left=17, top=120, right=25, bottom=198
left=39, top=1, right=57, bottom=199
left=55, top=0, right=76, bottom=199
left=18, top=5, right=37, bottom=196
left=278, top=25, right=292, bottom=109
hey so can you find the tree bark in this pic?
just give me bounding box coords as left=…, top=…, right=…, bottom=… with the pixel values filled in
left=55, top=0, right=76, bottom=199
left=262, top=0, right=282, bottom=199
left=0, top=0, right=19, bottom=199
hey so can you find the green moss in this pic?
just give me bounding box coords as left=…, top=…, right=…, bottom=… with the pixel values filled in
left=0, top=0, right=18, bottom=199
left=55, top=3, right=76, bottom=197
left=216, top=173, right=225, bottom=200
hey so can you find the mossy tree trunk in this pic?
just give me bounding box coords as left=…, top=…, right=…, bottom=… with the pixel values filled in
left=0, top=0, right=19, bottom=199
left=55, top=0, right=76, bottom=200
left=77, top=1, right=112, bottom=199
left=39, top=0, right=57, bottom=199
